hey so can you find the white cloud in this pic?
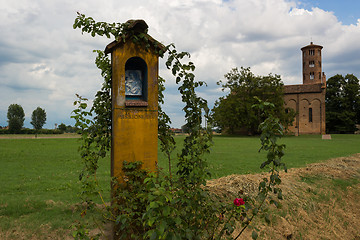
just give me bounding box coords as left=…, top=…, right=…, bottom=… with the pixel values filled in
left=289, top=7, right=313, bottom=16
left=1, top=0, right=360, bottom=128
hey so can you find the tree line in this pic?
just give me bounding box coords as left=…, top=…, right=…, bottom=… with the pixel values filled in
left=1, top=104, right=80, bottom=135
left=3, top=71, right=358, bottom=135
left=57, top=123, right=79, bottom=133
left=211, top=68, right=360, bottom=135
left=2, top=104, right=47, bottom=133
left=326, top=74, right=360, bottom=133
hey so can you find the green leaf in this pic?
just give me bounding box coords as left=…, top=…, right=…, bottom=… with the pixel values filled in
left=174, top=216, right=181, bottom=225
left=147, top=217, right=155, bottom=227
left=149, top=201, right=159, bottom=209
left=252, top=230, right=258, bottom=240
left=150, top=230, right=158, bottom=240
left=162, top=205, right=171, bottom=216
left=265, top=214, right=271, bottom=224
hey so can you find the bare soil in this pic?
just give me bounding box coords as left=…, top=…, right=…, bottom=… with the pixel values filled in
left=1, top=154, right=359, bottom=239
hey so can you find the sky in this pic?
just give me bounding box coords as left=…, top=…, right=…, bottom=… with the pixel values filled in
left=0, top=0, right=359, bottom=129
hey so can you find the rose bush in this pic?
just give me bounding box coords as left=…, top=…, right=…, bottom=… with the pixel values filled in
left=234, top=198, right=245, bottom=206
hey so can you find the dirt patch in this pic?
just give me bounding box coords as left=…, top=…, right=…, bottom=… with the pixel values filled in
left=0, top=225, right=73, bottom=240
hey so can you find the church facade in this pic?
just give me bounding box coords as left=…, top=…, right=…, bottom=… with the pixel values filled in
left=284, top=42, right=326, bottom=135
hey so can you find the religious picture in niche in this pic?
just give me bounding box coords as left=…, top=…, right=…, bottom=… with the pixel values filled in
left=125, top=70, right=142, bottom=96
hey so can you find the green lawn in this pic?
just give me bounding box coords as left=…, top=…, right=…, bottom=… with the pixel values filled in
left=159, top=134, right=360, bottom=178
left=0, top=138, right=109, bottom=235
left=0, top=134, right=359, bottom=235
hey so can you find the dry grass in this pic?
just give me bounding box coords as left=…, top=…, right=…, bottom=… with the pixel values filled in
left=207, top=153, right=360, bottom=239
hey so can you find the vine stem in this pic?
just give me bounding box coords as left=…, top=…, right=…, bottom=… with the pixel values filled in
left=167, top=153, right=172, bottom=181
left=95, top=174, right=116, bottom=221
left=215, top=211, right=234, bottom=240
left=234, top=167, right=275, bottom=240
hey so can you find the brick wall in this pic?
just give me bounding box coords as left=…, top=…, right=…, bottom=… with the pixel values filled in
left=284, top=84, right=326, bottom=135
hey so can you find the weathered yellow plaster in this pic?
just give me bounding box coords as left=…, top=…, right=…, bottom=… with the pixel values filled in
left=109, top=40, right=159, bottom=183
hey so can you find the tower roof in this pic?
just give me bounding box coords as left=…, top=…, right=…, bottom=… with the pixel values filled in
left=301, top=42, right=323, bottom=51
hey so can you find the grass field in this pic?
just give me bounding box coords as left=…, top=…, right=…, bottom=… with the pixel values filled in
left=0, top=138, right=105, bottom=237
left=0, top=134, right=359, bottom=237
left=159, top=134, right=360, bottom=178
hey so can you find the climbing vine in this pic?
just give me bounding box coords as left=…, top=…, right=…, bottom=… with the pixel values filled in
left=72, top=13, right=287, bottom=239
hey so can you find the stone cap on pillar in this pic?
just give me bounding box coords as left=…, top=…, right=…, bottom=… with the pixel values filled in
left=126, top=19, right=148, bottom=33
left=104, top=19, right=165, bottom=55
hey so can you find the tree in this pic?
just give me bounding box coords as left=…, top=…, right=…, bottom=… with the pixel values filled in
left=31, top=107, right=47, bottom=130
left=343, top=74, right=360, bottom=125
left=7, top=104, right=25, bottom=133
left=326, top=74, right=360, bottom=133
left=181, top=124, right=189, bottom=133
left=212, top=67, right=295, bottom=135
left=58, top=123, right=67, bottom=132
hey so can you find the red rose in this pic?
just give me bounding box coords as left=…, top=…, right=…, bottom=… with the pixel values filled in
left=234, top=198, right=245, bottom=206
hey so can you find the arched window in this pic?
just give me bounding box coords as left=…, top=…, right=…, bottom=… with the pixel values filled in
left=125, top=57, right=148, bottom=106
left=310, top=72, right=314, bottom=80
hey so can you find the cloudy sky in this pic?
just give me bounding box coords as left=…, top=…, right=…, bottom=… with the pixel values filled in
left=1, top=0, right=359, bottom=129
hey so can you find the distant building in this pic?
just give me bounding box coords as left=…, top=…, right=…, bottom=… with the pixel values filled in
left=284, top=42, right=326, bottom=135
left=170, top=128, right=183, bottom=134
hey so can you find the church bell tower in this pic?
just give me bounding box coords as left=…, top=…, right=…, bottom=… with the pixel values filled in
left=301, top=42, right=325, bottom=85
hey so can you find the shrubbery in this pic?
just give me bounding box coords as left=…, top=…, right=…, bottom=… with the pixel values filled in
left=58, top=123, right=79, bottom=133
left=0, top=128, right=63, bottom=135
left=72, top=14, right=287, bottom=240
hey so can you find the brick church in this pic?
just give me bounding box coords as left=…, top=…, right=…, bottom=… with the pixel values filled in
left=284, top=42, right=326, bottom=135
